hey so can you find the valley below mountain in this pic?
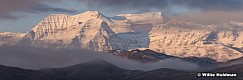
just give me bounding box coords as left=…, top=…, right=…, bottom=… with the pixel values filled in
left=0, top=44, right=242, bottom=80
left=0, top=60, right=242, bottom=80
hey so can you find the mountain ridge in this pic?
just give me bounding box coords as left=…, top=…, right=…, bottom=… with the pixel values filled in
left=0, top=11, right=243, bottom=62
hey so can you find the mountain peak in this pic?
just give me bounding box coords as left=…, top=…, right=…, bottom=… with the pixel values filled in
left=118, top=11, right=162, bottom=16
left=48, top=14, right=68, bottom=17
left=116, top=11, right=168, bottom=24
left=63, top=60, right=120, bottom=70
left=75, top=11, right=103, bottom=17
left=118, top=11, right=163, bottom=18
left=83, top=11, right=101, bottom=14
left=143, top=11, right=162, bottom=15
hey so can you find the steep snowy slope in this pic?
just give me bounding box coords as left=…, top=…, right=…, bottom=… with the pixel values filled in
left=21, top=11, right=124, bottom=51
left=21, top=11, right=169, bottom=51
left=149, top=19, right=243, bottom=62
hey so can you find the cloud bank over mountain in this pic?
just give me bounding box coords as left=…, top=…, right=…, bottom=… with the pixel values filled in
left=78, top=0, right=243, bottom=11
left=2, top=0, right=243, bottom=20
left=1, top=0, right=243, bottom=32
left=78, top=0, right=243, bottom=24
left=0, top=46, right=199, bottom=71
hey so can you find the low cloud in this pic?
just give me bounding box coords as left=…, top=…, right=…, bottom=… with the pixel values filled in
left=108, top=58, right=199, bottom=71
left=78, top=0, right=243, bottom=12
left=0, top=46, right=199, bottom=71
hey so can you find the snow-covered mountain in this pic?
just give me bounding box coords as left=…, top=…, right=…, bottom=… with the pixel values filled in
left=149, top=20, right=243, bottom=62
left=21, top=11, right=125, bottom=51
left=1, top=11, right=243, bottom=62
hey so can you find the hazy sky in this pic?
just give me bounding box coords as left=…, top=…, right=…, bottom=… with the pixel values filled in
left=1, top=0, right=243, bottom=32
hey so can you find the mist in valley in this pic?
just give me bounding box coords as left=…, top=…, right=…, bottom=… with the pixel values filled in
left=0, top=46, right=201, bottom=71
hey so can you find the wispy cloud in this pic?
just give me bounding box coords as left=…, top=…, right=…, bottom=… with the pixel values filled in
left=26, top=3, right=77, bottom=14
left=77, top=0, right=243, bottom=11
left=77, top=0, right=243, bottom=24
left=0, top=0, right=77, bottom=19
left=174, top=11, right=243, bottom=24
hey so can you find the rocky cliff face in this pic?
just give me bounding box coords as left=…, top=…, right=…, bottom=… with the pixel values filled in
left=1, top=11, right=243, bottom=62
left=21, top=11, right=125, bottom=51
